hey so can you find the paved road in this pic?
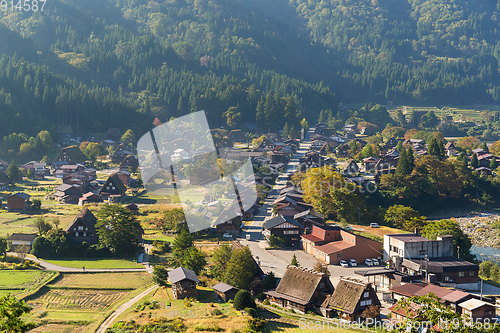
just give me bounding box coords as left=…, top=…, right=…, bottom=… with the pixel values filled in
left=240, top=129, right=314, bottom=277
left=95, top=284, right=159, bottom=333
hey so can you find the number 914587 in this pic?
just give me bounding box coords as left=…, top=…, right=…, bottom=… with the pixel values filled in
left=1, top=0, right=46, bottom=12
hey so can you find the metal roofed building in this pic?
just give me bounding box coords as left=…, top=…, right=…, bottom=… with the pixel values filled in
left=384, top=233, right=479, bottom=290
left=168, top=267, right=200, bottom=300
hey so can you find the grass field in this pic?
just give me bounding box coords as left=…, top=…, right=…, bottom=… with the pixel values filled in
left=51, top=272, right=152, bottom=289
left=42, top=258, right=143, bottom=269
left=0, top=270, right=56, bottom=297
left=113, top=286, right=250, bottom=332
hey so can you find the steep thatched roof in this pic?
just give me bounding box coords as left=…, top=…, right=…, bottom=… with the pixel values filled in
left=322, top=277, right=369, bottom=314
left=275, top=266, right=330, bottom=303
left=66, top=208, right=97, bottom=232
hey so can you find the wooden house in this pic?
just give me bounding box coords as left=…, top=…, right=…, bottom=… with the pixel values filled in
left=66, top=208, right=99, bottom=244
left=54, top=184, right=81, bottom=204
left=53, top=146, right=87, bottom=165
left=445, top=142, right=457, bottom=156
left=388, top=301, right=422, bottom=323
left=105, top=128, right=122, bottom=141
left=321, top=277, right=381, bottom=320
left=78, top=192, right=103, bottom=205
left=362, top=157, right=379, bottom=172
left=7, top=193, right=31, bottom=212
left=119, top=155, right=139, bottom=172
left=265, top=266, right=334, bottom=314
left=229, top=129, right=247, bottom=143
left=459, top=299, right=496, bottom=322
left=168, top=267, right=200, bottom=300
left=110, top=143, right=132, bottom=163
left=212, top=282, right=239, bottom=302
left=263, top=215, right=304, bottom=247
left=8, top=233, right=37, bottom=252
left=293, top=209, right=325, bottom=233
left=99, top=173, right=127, bottom=199
left=342, top=159, right=360, bottom=175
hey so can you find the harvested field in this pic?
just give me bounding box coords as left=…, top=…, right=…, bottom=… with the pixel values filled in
left=34, top=288, right=130, bottom=310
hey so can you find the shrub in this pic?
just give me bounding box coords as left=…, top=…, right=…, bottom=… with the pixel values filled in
left=255, top=293, right=265, bottom=301
left=247, top=318, right=267, bottom=331
left=194, top=324, right=223, bottom=332
left=245, top=307, right=257, bottom=317
left=210, top=308, right=223, bottom=316
left=233, top=290, right=256, bottom=310
left=262, top=300, right=270, bottom=306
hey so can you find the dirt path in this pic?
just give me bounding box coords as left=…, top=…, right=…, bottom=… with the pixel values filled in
left=95, top=284, right=159, bottom=333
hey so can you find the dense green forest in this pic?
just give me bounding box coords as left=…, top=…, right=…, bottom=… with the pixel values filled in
left=3, top=0, right=500, bottom=137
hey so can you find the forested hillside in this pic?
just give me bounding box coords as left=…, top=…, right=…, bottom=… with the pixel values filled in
left=2, top=0, right=500, bottom=137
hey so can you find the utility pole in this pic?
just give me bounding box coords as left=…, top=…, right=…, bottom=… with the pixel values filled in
left=457, top=246, right=460, bottom=259
left=358, top=207, right=360, bottom=225
left=481, top=256, right=484, bottom=301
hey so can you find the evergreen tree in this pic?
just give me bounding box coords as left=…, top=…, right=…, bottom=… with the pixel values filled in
left=482, top=141, right=489, bottom=153
left=490, top=157, right=497, bottom=170
left=5, top=160, right=19, bottom=183
left=428, top=138, right=444, bottom=160
left=458, top=152, right=467, bottom=164
left=396, top=148, right=410, bottom=175
left=290, top=254, right=300, bottom=266
left=172, top=230, right=194, bottom=264
left=471, top=153, right=479, bottom=168
left=396, top=141, right=403, bottom=152
left=406, top=146, right=415, bottom=173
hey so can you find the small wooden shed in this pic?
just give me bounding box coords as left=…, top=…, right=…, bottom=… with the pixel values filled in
left=212, top=282, right=239, bottom=302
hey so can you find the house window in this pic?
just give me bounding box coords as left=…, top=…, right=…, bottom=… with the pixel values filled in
left=363, top=292, right=369, bottom=298
left=83, top=232, right=86, bottom=237
left=337, top=253, right=342, bottom=258
left=190, top=283, right=196, bottom=290
left=485, top=310, right=494, bottom=316
left=78, top=226, right=84, bottom=230
left=112, top=186, right=115, bottom=190
left=469, top=271, right=475, bottom=276
left=459, top=272, right=465, bottom=277
left=75, top=232, right=79, bottom=237
left=360, top=299, right=372, bottom=306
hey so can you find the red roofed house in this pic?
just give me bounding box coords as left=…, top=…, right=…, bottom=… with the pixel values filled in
left=301, top=225, right=382, bottom=264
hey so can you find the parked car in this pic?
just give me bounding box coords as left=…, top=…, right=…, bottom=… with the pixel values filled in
left=349, top=259, right=357, bottom=267
left=371, top=258, right=379, bottom=265
left=364, top=258, right=373, bottom=266
left=345, top=226, right=353, bottom=231
left=370, top=223, right=379, bottom=228
left=385, top=298, right=397, bottom=304
left=339, top=260, right=349, bottom=268
left=223, top=233, right=233, bottom=238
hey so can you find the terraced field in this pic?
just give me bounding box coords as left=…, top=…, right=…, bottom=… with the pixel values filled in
left=25, top=272, right=154, bottom=333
